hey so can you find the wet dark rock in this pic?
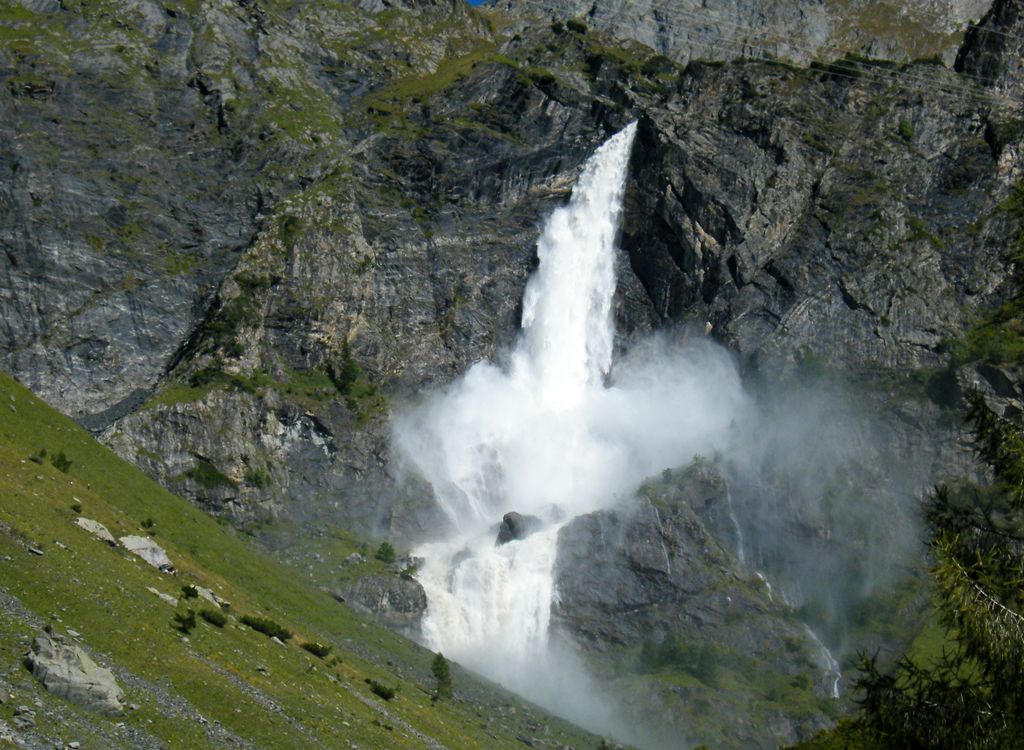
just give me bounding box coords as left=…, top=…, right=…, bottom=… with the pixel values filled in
left=495, top=512, right=542, bottom=545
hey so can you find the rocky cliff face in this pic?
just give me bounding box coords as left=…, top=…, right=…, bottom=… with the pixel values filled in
left=4, top=0, right=1024, bottom=747
left=7, top=0, right=1022, bottom=530
left=498, top=0, right=993, bottom=66
left=554, top=465, right=837, bottom=748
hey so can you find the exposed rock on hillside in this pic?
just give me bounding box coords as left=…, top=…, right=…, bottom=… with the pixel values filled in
left=25, top=632, right=125, bottom=715
left=334, top=575, right=428, bottom=637
left=120, top=535, right=174, bottom=572
left=74, top=517, right=116, bottom=546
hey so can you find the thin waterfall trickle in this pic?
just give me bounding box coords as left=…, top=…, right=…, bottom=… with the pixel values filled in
left=803, top=625, right=842, bottom=699
left=723, top=481, right=747, bottom=567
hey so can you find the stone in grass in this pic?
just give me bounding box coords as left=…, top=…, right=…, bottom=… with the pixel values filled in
left=74, top=517, right=116, bottom=546
left=119, top=535, right=175, bottom=573
left=24, top=632, right=124, bottom=715
left=12, top=706, right=35, bottom=729
left=146, top=587, right=178, bottom=607
left=194, top=586, right=230, bottom=610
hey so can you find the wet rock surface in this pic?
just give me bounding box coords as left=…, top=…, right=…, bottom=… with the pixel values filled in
left=495, top=512, right=542, bottom=545
left=554, top=471, right=835, bottom=748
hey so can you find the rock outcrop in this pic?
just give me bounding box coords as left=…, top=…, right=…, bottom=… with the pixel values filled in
left=119, top=536, right=174, bottom=573
left=499, top=0, right=993, bottom=66
left=554, top=472, right=833, bottom=748
left=495, top=512, right=541, bottom=545
left=333, top=575, right=428, bottom=637
left=74, top=518, right=116, bottom=546
left=24, top=632, right=124, bottom=715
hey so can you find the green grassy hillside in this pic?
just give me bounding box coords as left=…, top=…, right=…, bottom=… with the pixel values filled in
left=0, top=370, right=607, bottom=749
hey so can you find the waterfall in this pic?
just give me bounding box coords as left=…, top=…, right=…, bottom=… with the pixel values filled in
left=393, top=121, right=748, bottom=726
left=723, top=482, right=747, bottom=567
left=803, top=625, right=842, bottom=699
left=404, top=123, right=638, bottom=693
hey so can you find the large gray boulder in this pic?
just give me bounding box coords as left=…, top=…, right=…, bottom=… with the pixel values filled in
left=119, top=535, right=174, bottom=572
left=24, top=633, right=124, bottom=715
left=74, top=517, right=116, bottom=546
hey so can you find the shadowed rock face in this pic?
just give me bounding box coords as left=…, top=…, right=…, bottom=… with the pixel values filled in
left=553, top=476, right=834, bottom=748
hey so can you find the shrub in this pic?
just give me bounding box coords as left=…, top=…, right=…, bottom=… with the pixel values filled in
left=199, top=608, right=227, bottom=628
left=141, top=517, right=156, bottom=532
left=181, top=584, right=199, bottom=599
left=50, top=450, right=72, bottom=473
left=431, top=652, right=452, bottom=700
left=172, top=609, right=197, bottom=634
left=240, top=614, right=293, bottom=641
left=244, top=466, right=272, bottom=488
left=301, top=641, right=333, bottom=658
left=186, top=459, right=237, bottom=490
left=28, top=448, right=46, bottom=464
left=365, top=678, right=396, bottom=701
left=374, top=542, right=396, bottom=564
left=566, top=18, right=587, bottom=33
left=639, top=634, right=720, bottom=686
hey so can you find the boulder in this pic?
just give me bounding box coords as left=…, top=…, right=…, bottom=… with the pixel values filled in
left=145, top=587, right=178, bottom=607
left=119, top=536, right=174, bottom=572
left=24, top=634, right=123, bottom=714
left=195, top=586, right=230, bottom=610
left=74, top=517, right=116, bottom=546
left=495, top=512, right=541, bottom=545
left=333, top=575, right=427, bottom=635
left=340, top=552, right=366, bottom=567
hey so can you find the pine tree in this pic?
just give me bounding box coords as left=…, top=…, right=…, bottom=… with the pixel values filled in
left=431, top=652, right=452, bottom=701
left=856, top=391, right=1024, bottom=749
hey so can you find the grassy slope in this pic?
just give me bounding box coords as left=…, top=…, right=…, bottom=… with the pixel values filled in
left=0, top=371, right=605, bottom=749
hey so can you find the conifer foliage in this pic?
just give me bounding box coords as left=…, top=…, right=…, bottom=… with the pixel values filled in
left=856, top=391, right=1024, bottom=749
left=431, top=652, right=453, bottom=701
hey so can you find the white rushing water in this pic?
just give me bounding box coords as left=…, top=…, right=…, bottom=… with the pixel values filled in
left=394, top=123, right=749, bottom=728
